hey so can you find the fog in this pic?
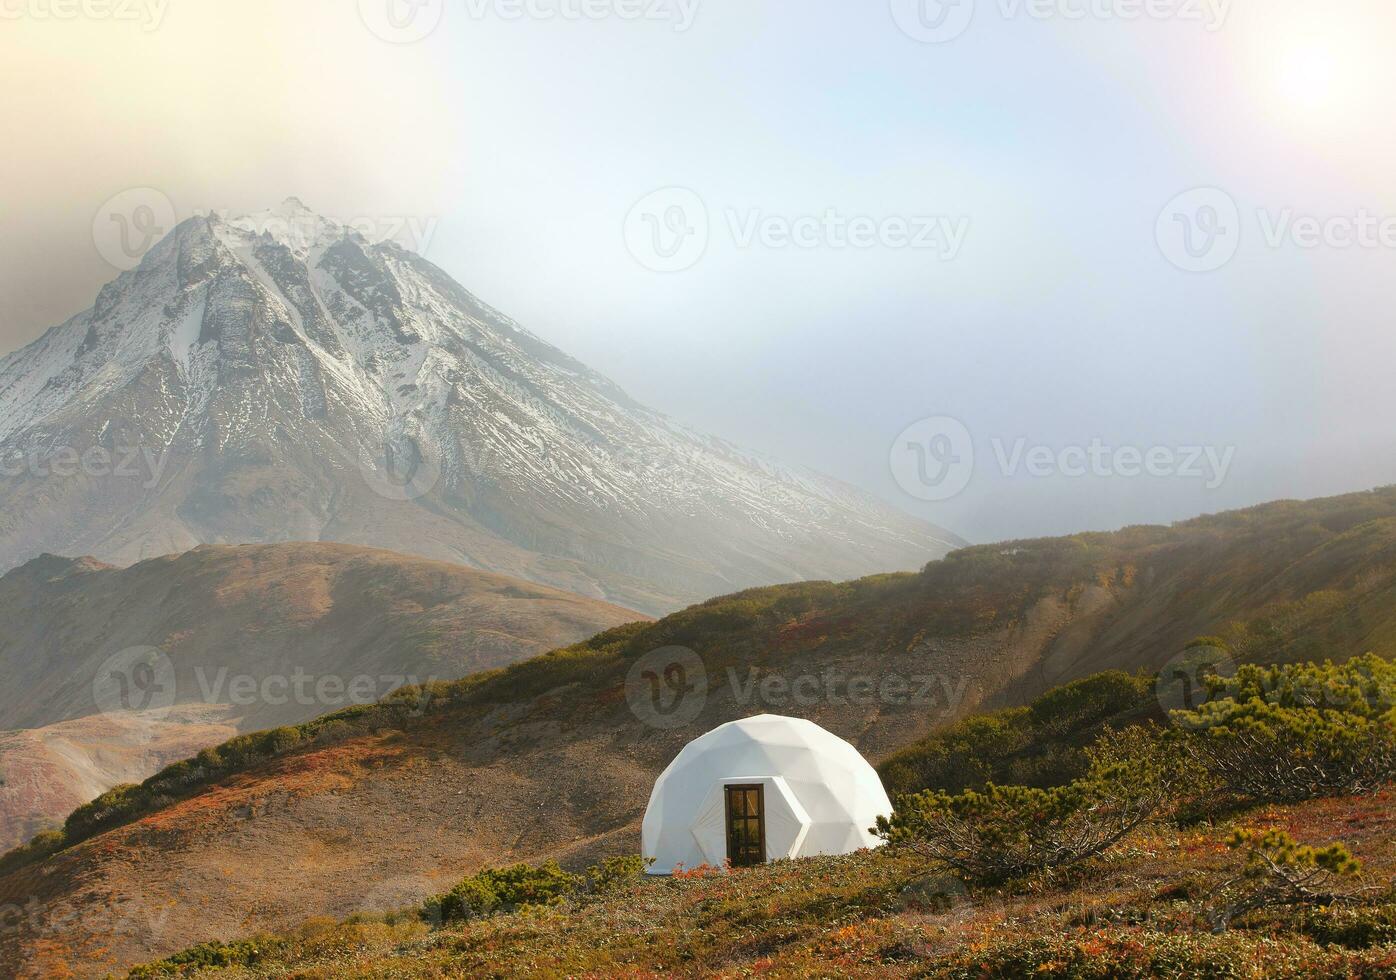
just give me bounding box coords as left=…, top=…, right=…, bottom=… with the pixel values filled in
left=4, top=0, right=1395, bottom=543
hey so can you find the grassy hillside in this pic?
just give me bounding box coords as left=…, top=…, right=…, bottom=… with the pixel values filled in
left=5, top=487, right=1396, bottom=978
left=121, top=658, right=1396, bottom=978
left=118, top=793, right=1396, bottom=978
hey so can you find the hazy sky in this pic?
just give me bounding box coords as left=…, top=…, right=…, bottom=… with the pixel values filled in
left=3, top=0, right=1395, bottom=543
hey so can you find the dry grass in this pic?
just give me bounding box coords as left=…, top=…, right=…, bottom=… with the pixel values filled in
left=125, top=789, right=1396, bottom=979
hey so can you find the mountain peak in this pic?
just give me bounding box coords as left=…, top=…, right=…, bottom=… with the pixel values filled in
left=0, top=208, right=961, bottom=613
left=211, top=197, right=346, bottom=256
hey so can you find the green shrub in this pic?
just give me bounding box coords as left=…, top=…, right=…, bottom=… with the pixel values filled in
left=1214, top=655, right=1396, bottom=716
left=422, top=861, right=579, bottom=924
left=878, top=708, right=1032, bottom=797
left=419, top=855, right=652, bottom=926
left=126, top=936, right=287, bottom=976
left=1028, top=671, right=1153, bottom=737
left=1209, top=828, right=1369, bottom=932
left=879, top=670, right=1154, bottom=797
left=1173, top=655, right=1396, bottom=803
left=877, top=726, right=1174, bottom=884
left=580, top=854, right=651, bottom=896
left=0, top=829, right=65, bottom=878
left=65, top=782, right=144, bottom=838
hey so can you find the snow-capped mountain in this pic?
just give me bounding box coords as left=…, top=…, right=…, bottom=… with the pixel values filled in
left=0, top=199, right=961, bottom=613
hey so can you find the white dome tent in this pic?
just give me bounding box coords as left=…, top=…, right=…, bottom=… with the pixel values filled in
left=641, top=714, right=893, bottom=874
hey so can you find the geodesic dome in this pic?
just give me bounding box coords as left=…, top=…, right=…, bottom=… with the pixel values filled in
left=641, top=714, right=893, bottom=874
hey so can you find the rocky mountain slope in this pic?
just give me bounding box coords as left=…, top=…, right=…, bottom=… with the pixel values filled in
left=2, top=487, right=1393, bottom=978
left=0, top=542, right=641, bottom=847
left=0, top=199, right=960, bottom=614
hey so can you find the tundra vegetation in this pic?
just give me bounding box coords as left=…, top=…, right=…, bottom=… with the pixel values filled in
left=121, top=651, right=1396, bottom=978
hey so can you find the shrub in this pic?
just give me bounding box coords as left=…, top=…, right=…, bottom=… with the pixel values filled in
left=126, top=936, right=288, bottom=976
left=1028, top=670, right=1153, bottom=737
left=422, top=861, right=579, bottom=924
left=420, top=854, right=654, bottom=926
left=1295, top=903, right=1396, bottom=949
left=0, top=829, right=65, bottom=878
left=878, top=708, right=1032, bottom=797
left=580, top=854, right=651, bottom=896
left=1209, top=829, right=1370, bottom=932
left=1212, top=654, right=1396, bottom=716
left=879, top=670, right=1154, bottom=797
left=877, top=725, right=1173, bottom=884
left=65, top=782, right=144, bottom=838
left=1173, top=655, right=1396, bottom=803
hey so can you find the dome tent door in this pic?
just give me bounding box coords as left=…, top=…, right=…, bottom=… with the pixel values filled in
left=724, top=783, right=766, bottom=867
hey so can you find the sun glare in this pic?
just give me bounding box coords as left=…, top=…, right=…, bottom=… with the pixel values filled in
left=1259, top=22, right=1388, bottom=134
left=1274, top=43, right=1340, bottom=114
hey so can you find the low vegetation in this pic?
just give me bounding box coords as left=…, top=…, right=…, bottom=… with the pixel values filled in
left=123, top=817, right=1396, bottom=978
left=1174, top=654, right=1396, bottom=804
left=876, top=727, right=1174, bottom=883
left=878, top=670, right=1156, bottom=797
left=420, top=855, right=648, bottom=925
left=122, top=649, right=1396, bottom=977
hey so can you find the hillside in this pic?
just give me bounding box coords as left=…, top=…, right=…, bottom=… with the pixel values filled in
left=3, top=487, right=1396, bottom=977
left=118, top=654, right=1396, bottom=978
left=0, top=542, right=643, bottom=734
left=0, top=542, right=642, bottom=849
left=119, top=790, right=1396, bottom=978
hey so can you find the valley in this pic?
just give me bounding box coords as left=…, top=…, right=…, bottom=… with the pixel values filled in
left=0, top=541, right=642, bottom=850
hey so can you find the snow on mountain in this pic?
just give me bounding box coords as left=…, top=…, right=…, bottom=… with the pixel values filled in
left=0, top=199, right=962, bottom=613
